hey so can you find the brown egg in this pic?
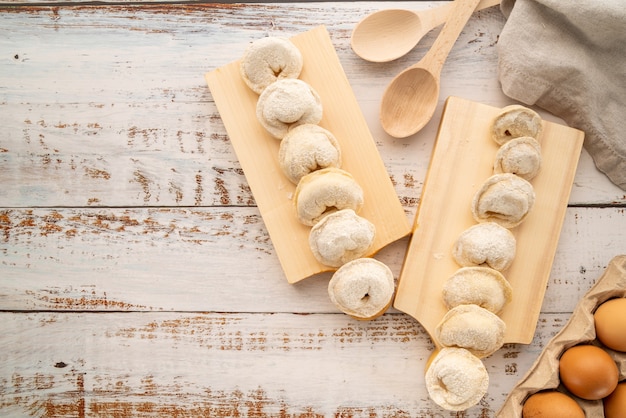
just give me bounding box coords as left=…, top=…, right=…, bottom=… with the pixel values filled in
left=604, top=382, right=626, bottom=418
left=595, top=298, right=626, bottom=352
left=559, top=344, right=619, bottom=400
left=522, top=391, right=584, bottom=418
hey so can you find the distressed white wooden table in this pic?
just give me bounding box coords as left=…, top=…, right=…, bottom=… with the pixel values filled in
left=1, top=1, right=625, bottom=416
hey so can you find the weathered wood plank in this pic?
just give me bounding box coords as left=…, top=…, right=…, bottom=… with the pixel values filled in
left=0, top=206, right=624, bottom=312
left=0, top=2, right=624, bottom=416
left=0, top=310, right=570, bottom=417
left=0, top=4, right=623, bottom=208
left=0, top=102, right=253, bottom=207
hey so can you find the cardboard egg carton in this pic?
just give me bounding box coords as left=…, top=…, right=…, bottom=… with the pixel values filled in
left=497, top=255, right=626, bottom=417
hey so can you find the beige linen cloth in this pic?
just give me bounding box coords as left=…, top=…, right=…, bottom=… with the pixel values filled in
left=498, top=0, right=626, bottom=190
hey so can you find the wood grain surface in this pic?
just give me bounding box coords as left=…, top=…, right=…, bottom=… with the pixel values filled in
left=1, top=2, right=625, bottom=417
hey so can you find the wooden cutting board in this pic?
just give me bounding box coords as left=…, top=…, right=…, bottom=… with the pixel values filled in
left=394, top=96, right=584, bottom=344
left=205, top=26, right=411, bottom=284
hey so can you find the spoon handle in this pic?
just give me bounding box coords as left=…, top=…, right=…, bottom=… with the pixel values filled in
left=419, top=0, right=500, bottom=30
left=423, top=0, right=483, bottom=74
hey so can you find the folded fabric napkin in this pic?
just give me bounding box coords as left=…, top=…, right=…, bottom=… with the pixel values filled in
left=497, top=0, right=626, bottom=190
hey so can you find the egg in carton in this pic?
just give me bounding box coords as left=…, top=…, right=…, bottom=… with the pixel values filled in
left=497, top=255, right=626, bottom=417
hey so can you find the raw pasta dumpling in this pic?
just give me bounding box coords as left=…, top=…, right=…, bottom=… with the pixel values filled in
left=471, top=173, right=535, bottom=228
left=425, top=347, right=489, bottom=411
left=434, top=304, right=506, bottom=358
left=256, top=79, right=322, bottom=139
left=491, top=104, right=543, bottom=145
left=309, top=209, right=375, bottom=268
left=494, top=136, right=542, bottom=180
left=442, top=267, right=513, bottom=314
left=239, top=36, right=303, bottom=94
left=328, top=258, right=394, bottom=320
left=293, top=167, right=364, bottom=227
left=278, top=124, right=342, bottom=184
left=452, top=222, right=517, bottom=271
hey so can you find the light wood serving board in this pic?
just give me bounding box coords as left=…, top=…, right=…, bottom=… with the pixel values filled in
left=205, top=26, right=411, bottom=284
left=394, top=96, right=584, bottom=344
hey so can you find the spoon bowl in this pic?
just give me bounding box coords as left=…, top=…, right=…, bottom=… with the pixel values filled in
left=351, top=0, right=500, bottom=63
left=351, top=9, right=426, bottom=63
left=380, top=68, right=439, bottom=138
left=380, top=0, right=482, bottom=138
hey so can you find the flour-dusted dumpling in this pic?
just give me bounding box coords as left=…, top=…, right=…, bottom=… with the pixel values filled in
left=309, top=209, right=375, bottom=268
left=494, top=136, right=542, bottom=180
left=239, top=36, right=303, bottom=95
left=471, top=173, right=535, bottom=228
left=328, top=258, right=395, bottom=320
left=256, top=79, right=323, bottom=139
left=434, top=304, right=506, bottom=358
left=278, top=124, right=342, bottom=184
left=452, top=222, right=517, bottom=271
left=294, top=167, right=364, bottom=227
left=491, top=104, right=543, bottom=145
left=425, top=347, right=489, bottom=411
left=442, top=267, right=513, bottom=314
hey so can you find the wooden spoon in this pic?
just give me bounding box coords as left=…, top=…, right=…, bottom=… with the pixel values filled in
left=379, top=0, right=482, bottom=138
left=351, top=0, right=500, bottom=63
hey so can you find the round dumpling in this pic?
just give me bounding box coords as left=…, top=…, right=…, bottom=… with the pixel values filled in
left=452, top=222, right=517, bottom=271
left=491, top=104, right=542, bottom=145
left=239, top=36, right=303, bottom=94
left=471, top=173, right=535, bottom=228
left=309, top=209, right=375, bottom=268
left=293, top=167, right=364, bottom=227
left=494, top=136, right=542, bottom=180
left=434, top=304, right=506, bottom=358
left=256, top=79, right=323, bottom=139
left=328, top=258, right=395, bottom=320
left=278, top=124, right=342, bottom=184
left=442, top=267, right=513, bottom=314
left=425, top=347, right=489, bottom=411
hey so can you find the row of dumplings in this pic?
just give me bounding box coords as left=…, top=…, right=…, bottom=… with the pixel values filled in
left=426, top=105, right=544, bottom=412
left=239, top=36, right=395, bottom=321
